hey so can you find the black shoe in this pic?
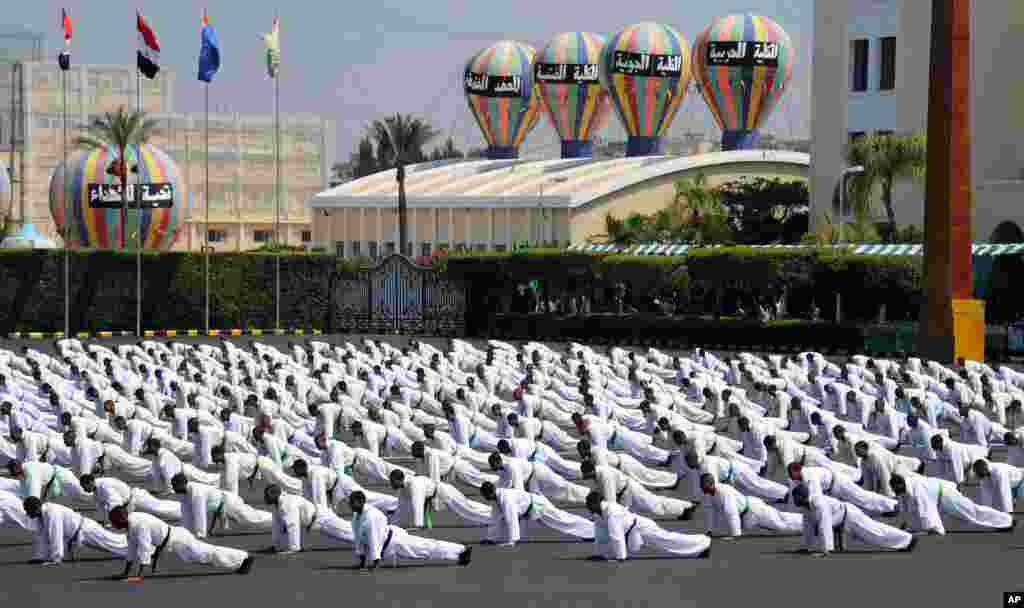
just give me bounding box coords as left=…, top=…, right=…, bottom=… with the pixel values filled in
left=678, top=505, right=697, bottom=521
left=899, top=537, right=918, bottom=553
left=458, top=546, right=473, bottom=566
left=880, top=510, right=900, bottom=518
left=916, top=463, right=926, bottom=475
left=236, top=556, right=255, bottom=575
left=697, top=546, right=711, bottom=559
left=758, top=466, right=767, bottom=476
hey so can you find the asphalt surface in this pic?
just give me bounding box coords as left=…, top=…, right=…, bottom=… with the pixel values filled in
left=0, top=334, right=1020, bottom=608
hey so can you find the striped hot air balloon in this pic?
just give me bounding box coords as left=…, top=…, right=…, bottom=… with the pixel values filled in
left=464, top=41, right=543, bottom=160
left=692, top=14, right=796, bottom=151
left=49, top=144, right=184, bottom=250
left=599, top=22, right=691, bottom=157
left=534, top=32, right=610, bottom=159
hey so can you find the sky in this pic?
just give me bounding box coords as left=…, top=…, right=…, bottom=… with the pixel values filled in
left=4, top=1, right=813, bottom=163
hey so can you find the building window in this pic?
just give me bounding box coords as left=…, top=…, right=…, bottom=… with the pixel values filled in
left=367, top=241, right=378, bottom=259
left=350, top=241, right=361, bottom=258
left=851, top=39, right=869, bottom=92
left=420, top=242, right=431, bottom=257
left=253, top=230, right=274, bottom=243
left=335, top=241, right=345, bottom=257
left=207, top=229, right=226, bottom=243
left=301, top=230, right=312, bottom=243
left=879, top=37, right=896, bottom=91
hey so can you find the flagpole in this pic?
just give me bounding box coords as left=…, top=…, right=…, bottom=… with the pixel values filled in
left=62, top=45, right=69, bottom=339
left=274, top=46, right=281, bottom=332
left=204, top=82, right=210, bottom=334
left=136, top=65, right=143, bottom=338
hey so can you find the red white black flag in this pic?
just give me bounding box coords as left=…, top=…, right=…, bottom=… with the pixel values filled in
left=137, top=11, right=161, bottom=79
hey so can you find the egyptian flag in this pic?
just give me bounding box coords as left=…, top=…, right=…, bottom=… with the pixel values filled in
left=58, top=9, right=73, bottom=71
left=137, top=11, right=161, bottom=79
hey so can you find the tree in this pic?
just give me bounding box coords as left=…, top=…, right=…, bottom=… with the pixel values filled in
left=75, top=107, right=159, bottom=250
left=430, top=137, right=464, bottom=162
left=846, top=132, right=927, bottom=241
left=351, top=136, right=377, bottom=180
left=369, top=114, right=439, bottom=255
left=672, top=174, right=733, bottom=244
left=717, top=177, right=809, bottom=244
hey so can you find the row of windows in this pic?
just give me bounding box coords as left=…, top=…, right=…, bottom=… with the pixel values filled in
left=851, top=36, right=896, bottom=93
left=207, top=229, right=311, bottom=244
left=332, top=241, right=570, bottom=258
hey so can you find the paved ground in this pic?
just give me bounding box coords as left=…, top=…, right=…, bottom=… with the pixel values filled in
left=0, top=334, right=1020, bottom=608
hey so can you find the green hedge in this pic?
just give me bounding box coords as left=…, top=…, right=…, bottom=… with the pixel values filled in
left=0, top=250, right=343, bottom=334
left=448, top=247, right=923, bottom=322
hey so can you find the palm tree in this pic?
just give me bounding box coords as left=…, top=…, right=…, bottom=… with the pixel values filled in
left=846, top=132, right=926, bottom=241
left=369, top=114, right=438, bottom=256
left=75, top=107, right=159, bottom=249
left=673, top=174, right=732, bottom=244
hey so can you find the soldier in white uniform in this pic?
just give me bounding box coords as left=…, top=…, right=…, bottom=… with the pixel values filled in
left=588, top=491, right=711, bottom=561
left=479, top=482, right=595, bottom=546
left=349, top=492, right=472, bottom=570
left=264, top=485, right=354, bottom=554
left=973, top=459, right=1024, bottom=513
left=890, top=473, right=1015, bottom=534
left=110, top=507, right=254, bottom=580
left=388, top=470, right=492, bottom=529
left=700, top=474, right=803, bottom=538
left=171, top=474, right=273, bottom=539
left=80, top=474, right=182, bottom=522
left=23, top=497, right=128, bottom=564
left=787, top=462, right=897, bottom=515
left=790, top=484, right=916, bottom=556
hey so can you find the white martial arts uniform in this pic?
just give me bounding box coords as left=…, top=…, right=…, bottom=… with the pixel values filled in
left=593, top=465, right=692, bottom=518
left=0, top=490, right=33, bottom=531
left=92, top=477, right=182, bottom=521
left=485, top=488, right=595, bottom=544
left=219, top=453, right=302, bottom=496
left=181, top=482, right=273, bottom=538
left=31, top=503, right=127, bottom=563
left=978, top=462, right=1024, bottom=513
left=19, top=461, right=92, bottom=503
left=897, top=475, right=1013, bottom=534
left=271, top=493, right=354, bottom=551
left=301, top=463, right=398, bottom=514
left=593, top=501, right=710, bottom=559
left=698, top=454, right=789, bottom=502
left=416, top=446, right=497, bottom=488
left=704, top=482, right=803, bottom=536
left=125, top=511, right=249, bottom=571
left=394, top=474, right=492, bottom=529
left=860, top=445, right=921, bottom=498
left=801, top=493, right=913, bottom=552
left=793, top=466, right=896, bottom=514
left=590, top=446, right=677, bottom=489
left=150, top=448, right=219, bottom=495
left=353, top=504, right=466, bottom=564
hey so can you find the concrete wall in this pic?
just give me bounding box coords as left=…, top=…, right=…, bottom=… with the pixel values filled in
left=814, top=0, right=1024, bottom=240
left=810, top=0, right=850, bottom=227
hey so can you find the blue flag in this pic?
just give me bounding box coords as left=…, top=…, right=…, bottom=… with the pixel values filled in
left=198, top=12, right=220, bottom=82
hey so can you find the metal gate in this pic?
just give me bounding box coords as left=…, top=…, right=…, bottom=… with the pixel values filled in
left=333, top=254, right=465, bottom=336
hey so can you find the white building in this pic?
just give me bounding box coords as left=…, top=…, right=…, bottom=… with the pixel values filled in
left=811, top=0, right=1024, bottom=242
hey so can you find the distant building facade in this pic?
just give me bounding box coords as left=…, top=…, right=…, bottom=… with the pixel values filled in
left=811, top=0, right=1024, bottom=242
left=1, top=44, right=333, bottom=251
